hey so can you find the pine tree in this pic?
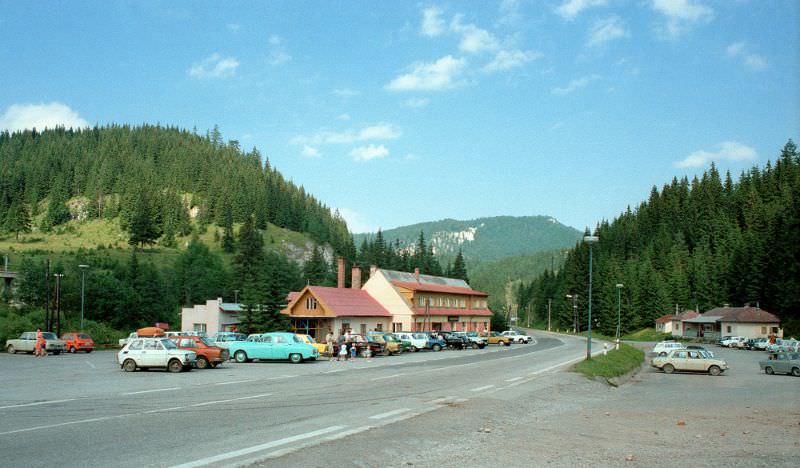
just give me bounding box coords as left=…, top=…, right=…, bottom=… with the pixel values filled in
left=452, top=249, right=469, bottom=283
left=4, top=198, right=31, bottom=240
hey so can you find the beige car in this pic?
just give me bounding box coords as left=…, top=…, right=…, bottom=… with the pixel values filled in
left=6, top=331, right=67, bottom=355
left=651, top=349, right=728, bottom=376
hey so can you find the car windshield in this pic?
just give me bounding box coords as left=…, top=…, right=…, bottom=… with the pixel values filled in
left=413, top=333, right=427, bottom=339
left=383, top=335, right=397, bottom=342
left=160, top=339, right=177, bottom=349
left=292, top=335, right=302, bottom=343
left=78, top=334, right=91, bottom=339
left=42, top=332, right=58, bottom=340
left=200, top=337, right=216, bottom=347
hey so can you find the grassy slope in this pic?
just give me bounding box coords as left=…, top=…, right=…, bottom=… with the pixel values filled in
left=573, top=343, right=645, bottom=379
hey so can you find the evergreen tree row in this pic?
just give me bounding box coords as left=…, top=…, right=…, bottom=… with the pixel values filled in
left=516, top=140, right=800, bottom=336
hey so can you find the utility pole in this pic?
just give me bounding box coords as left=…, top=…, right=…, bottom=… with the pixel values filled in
left=45, top=259, right=51, bottom=332
left=79, top=265, right=89, bottom=330
left=54, top=273, right=64, bottom=336
left=547, top=298, right=552, bottom=332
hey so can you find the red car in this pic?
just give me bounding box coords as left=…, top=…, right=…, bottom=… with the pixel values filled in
left=61, top=332, right=95, bottom=353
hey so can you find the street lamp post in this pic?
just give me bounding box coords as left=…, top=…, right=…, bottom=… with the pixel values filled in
left=79, top=265, right=89, bottom=330
left=584, top=234, right=599, bottom=360
left=615, top=283, right=624, bottom=350
left=565, top=294, right=578, bottom=333
left=53, top=273, right=64, bottom=337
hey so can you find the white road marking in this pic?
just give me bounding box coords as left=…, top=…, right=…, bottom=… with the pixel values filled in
left=429, top=397, right=453, bottom=404
left=0, top=414, right=131, bottom=436
left=214, top=379, right=255, bottom=385
left=371, top=373, right=403, bottom=381
left=471, top=385, right=495, bottom=392
left=121, top=387, right=180, bottom=396
left=505, top=376, right=524, bottom=382
left=190, top=393, right=271, bottom=407
left=0, top=398, right=77, bottom=410
left=85, top=361, right=96, bottom=369
left=369, top=408, right=410, bottom=420
left=169, top=425, right=344, bottom=468
left=324, top=368, right=346, bottom=374
left=143, top=406, right=186, bottom=414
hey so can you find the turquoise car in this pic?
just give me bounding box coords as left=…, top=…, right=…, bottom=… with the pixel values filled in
left=228, top=332, right=319, bottom=364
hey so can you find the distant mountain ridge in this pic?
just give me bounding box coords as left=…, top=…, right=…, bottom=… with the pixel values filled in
left=355, top=216, right=582, bottom=265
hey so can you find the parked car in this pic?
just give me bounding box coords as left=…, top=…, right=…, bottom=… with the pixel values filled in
left=686, top=345, right=714, bottom=358
left=417, top=332, right=446, bottom=351
left=477, top=331, right=512, bottom=346
left=394, top=332, right=431, bottom=352
left=61, top=332, right=94, bottom=353
left=366, top=332, right=404, bottom=355
left=169, top=335, right=229, bottom=369
left=720, top=336, right=746, bottom=348
left=117, top=337, right=196, bottom=372
left=229, top=332, right=319, bottom=364
left=716, top=335, right=733, bottom=346
left=296, top=334, right=328, bottom=355
left=119, top=332, right=137, bottom=347
left=651, top=348, right=728, bottom=375
left=435, top=331, right=469, bottom=350
left=212, top=332, right=247, bottom=348
left=501, top=330, right=533, bottom=344
left=331, top=334, right=385, bottom=357
left=6, top=331, right=67, bottom=355
left=750, top=338, right=770, bottom=350
left=165, top=331, right=192, bottom=338
left=759, top=352, right=800, bottom=377
left=382, top=333, right=411, bottom=353
left=452, top=331, right=487, bottom=349
left=651, top=341, right=684, bottom=356
left=777, top=339, right=799, bottom=353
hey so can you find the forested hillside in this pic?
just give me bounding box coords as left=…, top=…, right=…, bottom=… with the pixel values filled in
left=517, top=141, right=800, bottom=336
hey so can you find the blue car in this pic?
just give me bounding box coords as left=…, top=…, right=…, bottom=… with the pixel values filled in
left=228, top=332, right=319, bottom=364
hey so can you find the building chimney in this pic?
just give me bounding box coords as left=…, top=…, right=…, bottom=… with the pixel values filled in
left=337, top=257, right=345, bottom=289
left=370, top=265, right=377, bottom=276
left=351, top=265, right=362, bottom=290
left=414, top=267, right=420, bottom=282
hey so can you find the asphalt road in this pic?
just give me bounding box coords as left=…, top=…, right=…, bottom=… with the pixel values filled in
left=0, top=332, right=594, bottom=467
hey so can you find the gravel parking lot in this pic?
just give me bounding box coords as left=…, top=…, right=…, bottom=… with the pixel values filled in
left=268, top=342, right=800, bottom=467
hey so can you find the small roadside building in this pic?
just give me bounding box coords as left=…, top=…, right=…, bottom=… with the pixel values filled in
left=674, top=306, right=782, bottom=340
left=654, top=314, right=676, bottom=334
left=670, top=310, right=700, bottom=337
left=180, top=298, right=243, bottom=335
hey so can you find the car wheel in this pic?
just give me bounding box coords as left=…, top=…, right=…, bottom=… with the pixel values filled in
left=791, top=367, right=800, bottom=377
left=167, top=359, right=183, bottom=373
left=86, top=349, right=92, bottom=353
left=53, top=351, right=61, bottom=355
left=234, top=350, right=249, bottom=363
left=289, top=353, right=303, bottom=364
left=122, top=359, right=137, bottom=372
left=432, top=344, right=442, bottom=352
left=471, top=342, right=480, bottom=349
left=708, top=365, right=721, bottom=376
left=6, top=345, right=15, bottom=354
left=658, top=351, right=667, bottom=357
left=195, top=356, right=209, bottom=369
left=663, top=364, right=675, bottom=374
left=764, top=366, right=774, bottom=375
left=503, top=341, right=511, bottom=346
left=410, top=346, right=418, bottom=352
left=69, top=347, right=76, bottom=353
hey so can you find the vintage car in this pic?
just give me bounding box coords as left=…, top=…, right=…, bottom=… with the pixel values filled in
left=169, top=335, right=229, bottom=369
left=331, top=334, right=385, bottom=357
left=651, top=340, right=684, bottom=356
left=501, top=330, right=533, bottom=344
left=228, top=332, right=319, bottom=364
left=61, top=332, right=95, bottom=353
left=6, top=331, right=67, bottom=355
left=651, top=348, right=728, bottom=376
left=436, top=331, right=469, bottom=350
left=212, top=332, right=247, bottom=348
left=394, top=332, right=430, bottom=352
left=451, top=331, right=487, bottom=349
left=416, top=332, right=446, bottom=351
left=117, top=337, right=196, bottom=372
left=296, top=333, right=328, bottom=355
left=720, top=336, right=746, bottom=348
left=366, top=332, right=404, bottom=355
left=477, top=331, right=512, bottom=346
left=759, top=352, right=800, bottom=377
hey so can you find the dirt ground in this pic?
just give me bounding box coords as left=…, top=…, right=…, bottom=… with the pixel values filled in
left=265, top=344, right=800, bottom=467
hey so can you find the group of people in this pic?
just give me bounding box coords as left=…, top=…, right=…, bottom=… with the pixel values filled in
left=324, top=329, right=371, bottom=362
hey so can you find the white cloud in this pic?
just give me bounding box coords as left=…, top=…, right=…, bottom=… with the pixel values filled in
left=483, top=49, right=542, bottom=73
left=268, top=35, right=282, bottom=46
left=403, top=97, right=430, bottom=108
left=726, top=41, right=767, bottom=71
left=551, top=75, right=600, bottom=95
left=302, top=145, right=321, bottom=158
left=450, top=15, right=499, bottom=54
left=291, top=123, right=402, bottom=146
left=421, top=6, right=445, bottom=37
left=555, top=0, right=608, bottom=20
left=675, top=141, right=757, bottom=168
left=586, top=16, right=629, bottom=47
left=336, top=207, right=375, bottom=234
left=0, top=102, right=89, bottom=132
left=336, top=113, right=351, bottom=121
left=651, top=0, right=713, bottom=39
left=189, top=53, right=240, bottom=78
left=333, top=88, right=359, bottom=98
left=267, top=35, right=292, bottom=65
left=226, top=23, right=241, bottom=33
left=385, top=55, right=467, bottom=92
left=350, top=144, right=389, bottom=161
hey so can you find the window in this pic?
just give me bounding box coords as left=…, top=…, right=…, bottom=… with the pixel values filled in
left=275, top=336, right=286, bottom=343
left=180, top=338, right=195, bottom=348
left=674, top=351, right=687, bottom=359
left=375, top=323, right=383, bottom=332
left=144, top=340, right=159, bottom=351
left=771, top=327, right=778, bottom=333
left=727, top=326, right=732, bottom=333
left=392, top=322, right=402, bottom=332
left=418, top=296, right=425, bottom=307
left=459, top=298, right=466, bottom=308
left=306, top=297, right=317, bottom=310
left=193, top=323, right=207, bottom=333
left=128, top=340, right=143, bottom=350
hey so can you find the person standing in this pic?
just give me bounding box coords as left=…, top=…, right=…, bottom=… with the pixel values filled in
left=338, top=343, right=348, bottom=362
left=35, top=328, right=46, bottom=358
left=349, top=343, right=357, bottom=361
left=325, top=329, right=335, bottom=361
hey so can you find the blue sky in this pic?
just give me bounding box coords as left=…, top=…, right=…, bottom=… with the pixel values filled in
left=0, top=1, right=797, bottom=233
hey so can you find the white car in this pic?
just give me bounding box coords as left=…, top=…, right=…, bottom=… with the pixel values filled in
left=501, top=330, right=533, bottom=344
left=651, top=341, right=684, bottom=356
left=119, top=332, right=137, bottom=347
left=117, top=337, right=197, bottom=372
left=394, top=332, right=430, bottom=352
left=721, top=336, right=746, bottom=348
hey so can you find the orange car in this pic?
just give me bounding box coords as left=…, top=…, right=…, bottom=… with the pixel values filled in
left=169, top=335, right=229, bottom=369
left=61, top=332, right=95, bottom=353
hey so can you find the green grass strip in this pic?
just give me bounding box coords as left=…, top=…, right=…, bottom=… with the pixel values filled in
left=573, top=343, right=644, bottom=379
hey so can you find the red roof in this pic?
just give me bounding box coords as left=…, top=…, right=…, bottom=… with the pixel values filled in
left=392, top=281, right=488, bottom=297
left=705, top=306, right=780, bottom=323
left=674, top=310, right=700, bottom=321
left=655, top=314, right=676, bottom=324
left=287, top=291, right=300, bottom=303
left=286, top=286, right=391, bottom=317
left=412, top=306, right=492, bottom=317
